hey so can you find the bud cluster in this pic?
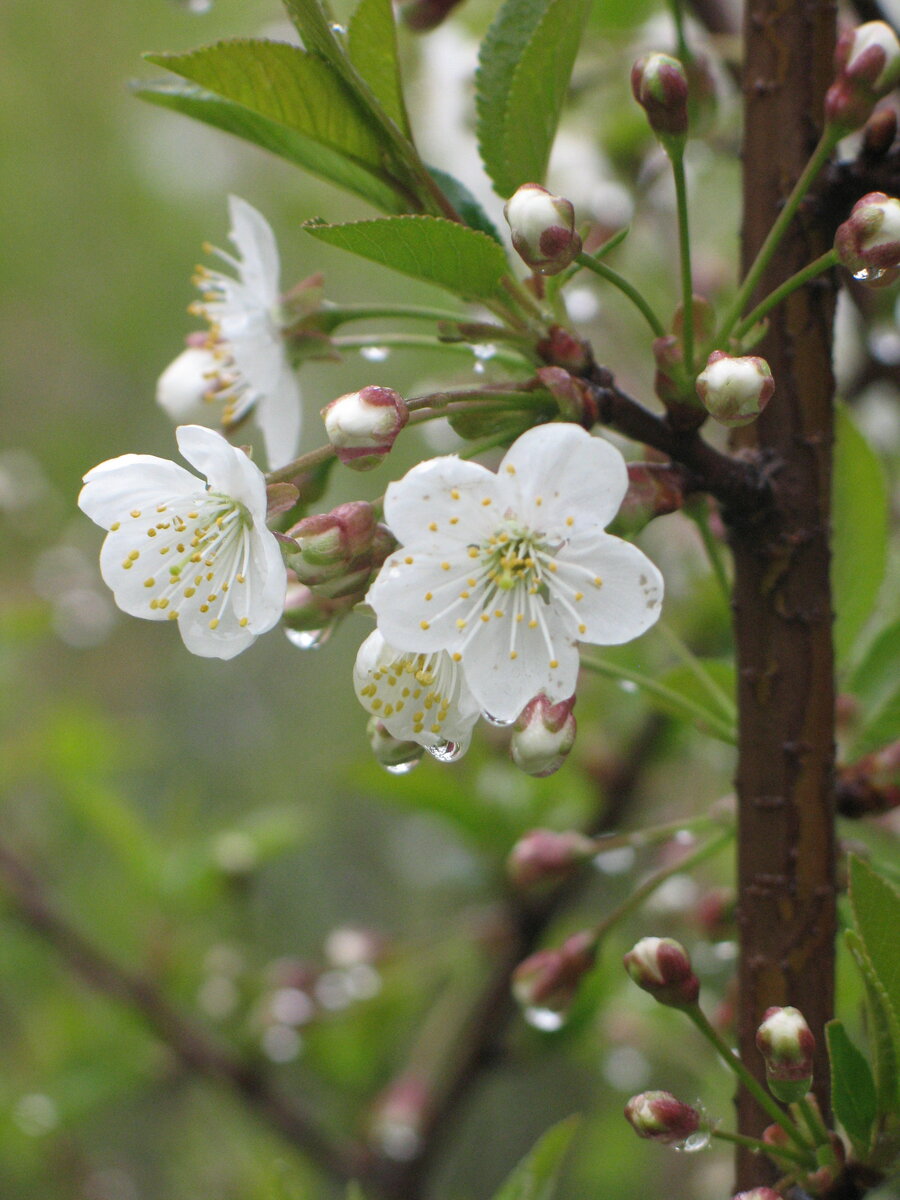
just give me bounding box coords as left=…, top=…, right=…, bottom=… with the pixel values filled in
left=283, top=502, right=396, bottom=600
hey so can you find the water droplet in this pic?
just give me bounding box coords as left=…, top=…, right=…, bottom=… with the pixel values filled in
left=285, top=627, right=332, bottom=650
left=360, top=345, right=390, bottom=362
left=472, top=343, right=497, bottom=360
left=329, top=21, right=348, bottom=34
left=426, top=739, right=463, bottom=763
left=177, top=0, right=214, bottom=11
left=523, top=1005, right=566, bottom=1032
left=618, top=679, right=638, bottom=693
left=676, top=1129, right=711, bottom=1153
left=483, top=711, right=515, bottom=727
left=379, top=1124, right=421, bottom=1162
left=853, top=265, right=888, bottom=282
left=384, top=758, right=420, bottom=775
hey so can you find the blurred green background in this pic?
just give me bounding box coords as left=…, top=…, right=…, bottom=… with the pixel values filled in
left=3, top=1, right=895, bottom=1198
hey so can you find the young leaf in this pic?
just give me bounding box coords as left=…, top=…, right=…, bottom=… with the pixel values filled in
left=132, top=79, right=409, bottom=214
left=146, top=41, right=386, bottom=169
left=848, top=618, right=900, bottom=758
left=827, top=1019, right=877, bottom=1155
left=845, top=929, right=900, bottom=1116
left=427, top=166, right=505, bottom=244
left=492, top=1116, right=580, bottom=1200
left=850, top=856, right=900, bottom=1031
left=347, top=0, right=411, bottom=137
left=303, top=215, right=512, bottom=301
left=282, top=0, right=348, bottom=71
left=832, top=403, right=889, bottom=669
left=476, top=0, right=591, bottom=198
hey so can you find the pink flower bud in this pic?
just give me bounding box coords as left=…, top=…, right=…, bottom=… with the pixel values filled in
left=283, top=503, right=396, bottom=598
left=504, top=184, right=583, bottom=275
left=624, top=1090, right=701, bottom=1143
left=825, top=22, right=900, bottom=133
left=623, top=936, right=699, bottom=1007
left=834, top=192, right=900, bottom=285
left=536, top=325, right=592, bottom=371
left=536, top=366, right=598, bottom=427
left=282, top=579, right=356, bottom=641
left=322, top=386, right=408, bottom=470
left=631, top=53, right=689, bottom=145
left=696, top=351, right=774, bottom=428
left=612, top=462, right=685, bottom=535
left=507, top=828, right=596, bottom=889
left=512, top=930, right=596, bottom=1016
left=756, top=1005, right=815, bottom=1101
left=510, top=694, right=577, bottom=777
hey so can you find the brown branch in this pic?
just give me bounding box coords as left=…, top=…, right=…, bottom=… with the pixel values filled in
left=0, top=840, right=366, bottom=1187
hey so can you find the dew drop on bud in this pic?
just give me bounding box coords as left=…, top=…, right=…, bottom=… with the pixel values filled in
left=285, top=627, right=332, bottom=651
left=384, top=759, right=420, bottom=776
left=329, top=21, right=348, bottom=34
left=483, top=711, right=515, bottom=727
left=360, top=345, right=391, bottom=362
left=675, top=1129, right=711, bottom=1153
left=523, top=1006, right=566, bottom=1032
left=426, top=739, right=463, bottom=763
left=853, top=265, right=889, bottom=282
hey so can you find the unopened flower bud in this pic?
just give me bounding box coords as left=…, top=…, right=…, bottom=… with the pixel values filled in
left=623, top=936, right=700, bottom=1007
left=283, top=503, right=396, bottom=598
left=367, top=717, right=425, bottom=772
left=696, top=351, right=774, bottom=428
left=369, top=1074, right=429, bottom=1161
left=156, top=344, right=223, bottom=423
left=631, top=53, right=689, bottom=149
left=825, top=22, right=900, bottom=133
left=507, top=828, right=596, bottom=889
left=511, top=693, right=577, bottom=777
left=611, top=462, right=685, bottom=535
left=536, top=366, right=598, bottom=427
left=322, top=386, right=408, bottom=470
left=756, top=1005, right=815, bottom=1102
left=504, top=184, right=582, bottom=275
left=282, top=580, right=355, bottom=642
left=512, top=930, right=596, bottom=1016
left=624, top=1090, right=701, bottom=1143
left=863, top=107, right=898, bottom=157
left=732, top=1190, right=786, bottom=1200
left=835, top=192, right=900, bottom=286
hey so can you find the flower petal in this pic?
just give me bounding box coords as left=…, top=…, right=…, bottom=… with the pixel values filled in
left=228, top=195, right=281, bottom=307
left=382, top=456, right=502, bottom=551
left=460, top=615, right=581, bottom=723
left=554, top=533, right=664, bottom=645
left=175, top=425, right=268, bottom=518
left=255, top=367, right=302, bottom=471
left=500, top=424, right=629, bottom=533
left=367, top=549, right=485, bottom=654
left=79, top=455, right=201, bottom=529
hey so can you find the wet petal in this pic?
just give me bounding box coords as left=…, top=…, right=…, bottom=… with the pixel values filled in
left=382, top=456, right=501, bottom=551
left=554, top=534, right=664, bottom=645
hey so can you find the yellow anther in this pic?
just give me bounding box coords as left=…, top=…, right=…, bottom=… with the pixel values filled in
left=384, top=704, right=394, bottom=717
left=168, top=610, right=178, bottom=621
left=441, top=562, right=450, bottom=571
left=468, top=578, right=476, bottom=587
left=494, top=609, right=504, bottom=618
left=239, top=617, right=248, bottom=627
left=429, top=522, right=438, bottom=532
left=480, top=613, right=490, bottom=623
left=578, top=623, right=586, bottom=634
left=130, top=509, right=141, bottom=518
left=452, top=652, right=462, bottom=661
left=460, top=590, right=470, bottom=600
left=184, top=587, right=196, bottom=598
left=147, top=528, right=157, bottom=538
left=549, top=658, right=558, bottom=669
left=450, top=517, right=459, bottom=526
left=209, top=618, right=219, bottom=630
left=158, top=598, right=169, bottom=609
left=535, top=497, right=543, bottom=506
left=594, top=576, right=603, bottom=587
left=450, top=488, right=460, bottom=500
left=510, top=651, right=518, bottom=660
left=456, top=618, right=467, bottom=629
left=506, top=464, right=516, bottom=474
left=199, top=604, right=209, bottom=613
left=128, top=550, right=140, bottom=561
left=110, top=521, right=120, bottom=531
left=405, top=556, right=414, bottom=564
left=481, top=497, right=492, bottom=506
left=575, top=591, right=584, bottom=601
left=371, top=699, right=382, bottom=711
left=431, top=723, right=441, bottom=734
left=468, top=548, right=479, bottom=558
left=528, top=618, right=538, bottom=629
left=566, top=516, right=574, bottom=527
left=144, top=578, right=155, bottom=588
left=425, top=592, right=433, bottom=601
left=420, top=620, right=430, bottom=630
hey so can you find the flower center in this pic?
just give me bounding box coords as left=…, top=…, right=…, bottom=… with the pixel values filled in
left=479, top=522, right=552, bottom=596
left=361, top=650, right=460, bottom=740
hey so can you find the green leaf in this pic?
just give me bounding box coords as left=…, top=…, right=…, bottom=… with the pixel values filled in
left=347, top=0, right=411, bottom=137
left=282, top=0, right=348, bottom=71
left=848, top=618, right=900, bottom=758
left=427, top=166, right=505, bottom=244
left=832, top=403, right=889, bottom=669
left=492, top=1116, right=580, bottom=1200
left=646, top=659, right=736, bottom=743
left=827, top=1019, right=877, bottom=1155
left=303, top=215, right=512, bottom=301
left=476, top=0, right=591, bottom=197
left=846, top=929, right=900, bottom=1117
left=850, top=856, right=900, bottom=1031
left=132, top=79, right=408, bottom=214
left=146, top=41, right=387, bottom=169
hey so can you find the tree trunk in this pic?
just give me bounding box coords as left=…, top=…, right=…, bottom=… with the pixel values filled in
left=732, top=0, right=838, bottom=1188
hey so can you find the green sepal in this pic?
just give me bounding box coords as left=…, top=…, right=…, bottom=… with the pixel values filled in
left=827, top=1018, right=878, bottom=1157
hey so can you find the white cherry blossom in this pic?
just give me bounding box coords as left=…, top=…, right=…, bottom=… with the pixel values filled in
left=353, top=630, right=481, bottom=758
left=160, top=196, right=301, bottom=470
left=367, top=423, right=664, bottom=723
left=78, top=425, right=286, bottom=659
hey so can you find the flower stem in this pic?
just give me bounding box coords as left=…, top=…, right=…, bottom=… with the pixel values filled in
left=574, top=253, right=667, bottom=338
left=331, top=334, right=532, bottom=370
left=685, top=1006, right=815, bottom=1154
left=670, top=147, right=696, bottom=375
left=655, top=620, right=737, bottom=720
left=714, top=127, right=840, bottom=345
left=685, top=499, right=730, bottom=604
left=591, top=811, right=727, bottom=856
left=794, top=1095, right=834, bottom=1155
left=711, top=1127, right=812, bottom=1169
left=580, top=651, right=737, bottom=744
left=730, top=249, right=839, bottom=345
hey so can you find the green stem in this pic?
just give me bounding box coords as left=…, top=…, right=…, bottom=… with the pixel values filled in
left=574, top=253, right=667, bottom=338
left=593, top=826, right=733, bottom=940
left=715, top=127, right=840, bottom=345
left=730, top=249, right=839, bottom=345
left=711, top=1127, right=812, bottom=1169
left=794, top=1096, right=834, bottom=1155
left=685, top=1007, right=815, bottom=1154
left=671, top=149, right=696, bottom=376
left=655, top=620, right=737, bottom=720
left=331, top=334, right=532, bottom=371
left=592, top=811, right=726, bottom=855
left=685, top=500, right=730, bottom=605
left=667, top=0, right=690, bottom=61
left=312, top=303, right=470, bottom=327
left=580, top=652, right=737, bottom=744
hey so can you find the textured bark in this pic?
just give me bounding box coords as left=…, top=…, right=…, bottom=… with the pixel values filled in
left=732, top=0, right=838, bottom=1188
